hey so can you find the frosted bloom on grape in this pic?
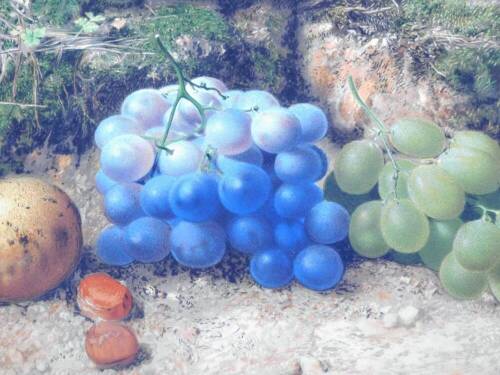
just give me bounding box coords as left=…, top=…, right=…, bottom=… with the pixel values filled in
left=252, top=107, right=301, bottom=153
left=158, top=140, right=202, bottom=176
left=178, top=90, right=222, bottom=124
left=100, top=134, right=155, bottom=182
left=222, top=90, right=244, bottom=109
left=170, top=221, right=226, bottom=268
left=188, top=76, right=228, bottom=94
left=94, top=115, right=142, bottom=149
left=289, top=103, right=328, bottom=143
left=158, top=84, right=178, bottom=104
left=121, top=89, right=170, bottom=130
left=274, top=145, right=323, bottom=183
left=235, top=90, right=280, bottom=113
left=162, top=106, right=196, bottom=135
left=205, top=109, right=252, bottom=155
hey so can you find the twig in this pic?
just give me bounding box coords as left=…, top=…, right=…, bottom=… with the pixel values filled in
left=348, top=76, right=400, bottom=199
left=0, top=101, right=47, bottom=108
left=429, top=62, right=446, bottom=78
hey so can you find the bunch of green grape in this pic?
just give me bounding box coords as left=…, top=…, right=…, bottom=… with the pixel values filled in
left=325, top=77, right=500, bottom=301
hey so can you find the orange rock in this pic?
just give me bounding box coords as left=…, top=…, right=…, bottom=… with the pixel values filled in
left=77, top=273, right=133, bottom=321
left=85, top=321, right=139, bottom=368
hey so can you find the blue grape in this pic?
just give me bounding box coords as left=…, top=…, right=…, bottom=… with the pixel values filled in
left=274, top=145, right=323, bottom=183
left=100, top=134, right=155, bottom=182
left=289, top=103, right=328, bottom=143
left=226, top=214, right=273, bottom=254
left=95, top=169, right=117, bottom=194
left=104, top=183, right=143, bottom=225
left=124, top=217, right=171, bottom=263
left=222, top=89, right=243, bottom=109
left=293, top=245, right=344, bottom=291
left=170, top=221, right=226, bottom=268
left=252, top=107, right=302, bottom=153
left=235, top=90, right=280, bottom=113
left=96, top=226, right=134, bottom=266
left=94, top=115, right=142, bottom=149
left=169, top=173, right=221, bottom=222
left=305, top=201, right=349, bottom=244
left=158, top=140, right=202, bottom=176
left=140, top=175, right=175, bottom=219
left=250, top=248, right=294, bottom=289
left=121, top=89, right=170, bottom=130
left=310, top=145, right=328, bottom=181
left=218, top=164, right=272, bottom=214
left=274, top=219, right=308, bottom=255
left=273, top=183, right=323, bottom=219
left=205, top=108, right=252, bottom=155
left=217, top=143, right=264, bottom=172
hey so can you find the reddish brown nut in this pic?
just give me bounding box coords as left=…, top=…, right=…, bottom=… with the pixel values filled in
left=85, top=321, right=139, bottom=368
left=77, top=273, right=133, bottom=321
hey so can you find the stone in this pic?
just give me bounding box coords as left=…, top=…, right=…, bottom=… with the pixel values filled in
left=398, top=306, right=420, bottom=327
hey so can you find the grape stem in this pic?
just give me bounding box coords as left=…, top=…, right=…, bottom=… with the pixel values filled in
left=466, top=196, right=500, bottom=224
left=150, top=35, right=226, bottom=175
left=347, top=76, right=400, bottom=200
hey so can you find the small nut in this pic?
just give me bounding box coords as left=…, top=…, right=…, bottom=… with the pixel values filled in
left=77, top=273, right=133, bottom=321
left=85, top=321, right=139, bottom=368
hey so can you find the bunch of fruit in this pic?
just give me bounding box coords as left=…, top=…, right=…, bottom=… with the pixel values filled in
left=325, top=77, right=500, bottom=301
left=94, top=40, right=348, bottom=291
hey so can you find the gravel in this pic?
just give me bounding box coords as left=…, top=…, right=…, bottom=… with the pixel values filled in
left=1, top=147, right=500, bottom=374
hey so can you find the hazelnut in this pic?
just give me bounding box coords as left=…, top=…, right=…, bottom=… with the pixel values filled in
left=85, top=321, right=139, bottom=368
left=77, top=273, right=133, bottom=321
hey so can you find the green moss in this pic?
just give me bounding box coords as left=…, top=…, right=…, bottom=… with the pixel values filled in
left=31, top=0, right=81, bottom=26
left=401, top=0, right=499, bottom=38
left=138, top=5, right=232, bottom=52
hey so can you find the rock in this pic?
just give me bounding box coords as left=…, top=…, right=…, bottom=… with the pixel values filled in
left=298, top=20, right=473, bottom=137
left=398, top=306, right=420, bottom=327
left=298, top=356, right=327, bottom=374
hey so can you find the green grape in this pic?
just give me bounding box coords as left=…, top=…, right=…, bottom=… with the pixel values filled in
left=377, top=159, right=416, bottom=200
left=451, top=130, right=500, bottom=162
left=380, top=198, right=430, bottom=253
left=453, top=220, right=500, bottom=271
left=407, top=165, right=465, bottom=220
left=333, top=140, right=384, bottom=195
left=476, top=189, right=500, bottom=210
left=349, top=200, right=390, bottom=258
left=418, top=218, right=462, bottom=271
left=390, top=118, right=445, bottom=158
left=388, top=251, right=421, bottom=265
left=439, top=252, right=487, bottom=300
left=487, top=261, right=500, bottom=301
left=324, top=172, right=378, bottom=213
left=438, top=147, right=500, bottom=195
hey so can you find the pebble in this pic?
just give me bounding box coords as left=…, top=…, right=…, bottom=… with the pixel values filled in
left=298, top=356, right=325, bottom=375
left=398, top=306, right=420, bottom=327
left=383, top=313, right=399, bottom=329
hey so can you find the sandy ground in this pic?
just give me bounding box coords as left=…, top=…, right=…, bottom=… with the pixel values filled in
left=1, top=147, right=500, bottom=375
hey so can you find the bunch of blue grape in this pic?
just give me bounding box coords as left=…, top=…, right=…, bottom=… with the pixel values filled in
left=94, top=76, right=349, bottom=292
left=325, top=78, right=500, bottom=301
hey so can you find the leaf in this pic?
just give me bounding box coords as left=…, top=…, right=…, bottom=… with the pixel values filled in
left=75, top=13, right=105, bottom=33
left=20, top=27, right=46, bottom=48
